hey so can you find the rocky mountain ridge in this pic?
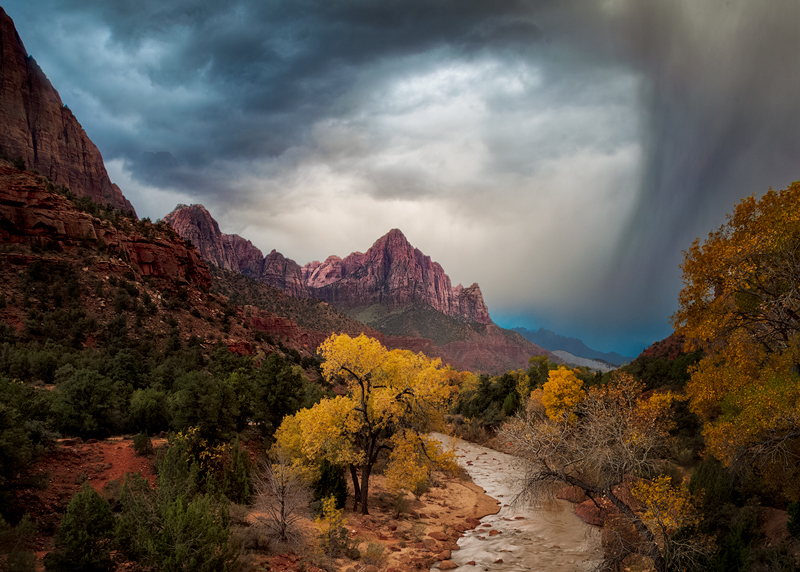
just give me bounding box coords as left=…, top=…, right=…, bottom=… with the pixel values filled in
left=164, top=204, right=491, bottom=324
left=0, top=7, right=135, bottom=214
left=165, top=203, right=558, bottom=373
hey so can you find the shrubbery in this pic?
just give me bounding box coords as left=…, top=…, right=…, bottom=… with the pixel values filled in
left=116, top=437, right=239, bottom=571
left=43, top=484, right=116, bottom=572
left=0, top=515, right=36, bottom=572
left=788, top=502, right=800, bottom=539
left=133, top=432, right=153, bottom=456
left=312, top=459, right=348, bottom=511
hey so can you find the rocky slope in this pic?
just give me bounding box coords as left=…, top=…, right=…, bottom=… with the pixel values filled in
left=0, top=7, right=135, bottom=214
left=164, top=204, right=309, bottom=298
left=0, top=166, right=205, bottom=285
left=0, top=163, right=360, bottom=362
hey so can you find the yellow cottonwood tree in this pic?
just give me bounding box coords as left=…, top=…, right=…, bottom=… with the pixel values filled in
left=276, top=334, right=456, bottom=514
left=672, top=181, right=800, bottom=498
left=542, top=367, right=585, bottom=422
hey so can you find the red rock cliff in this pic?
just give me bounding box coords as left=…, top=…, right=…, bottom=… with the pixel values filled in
left=163, top=204, right=238, bottom=271
left=165, top=204, right=310, bottom=298
left=303, top=229, right=492, bottom=324
left=0, top=7, right=135, bottom=214
left=0, top=167, right=208, bottom=286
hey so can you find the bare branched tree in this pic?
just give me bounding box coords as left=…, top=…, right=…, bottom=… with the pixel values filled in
left=252, top=446, right=310, bottom=549
left=501, top=373, right=707, bottom=572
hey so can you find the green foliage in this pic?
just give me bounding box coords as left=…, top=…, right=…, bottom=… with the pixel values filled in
left=133, top=432, right=153, bottom=456
left=169, top=371, right=239, bottom=441
left=502, top=390, right=519, bottom=416
left=708, top=508, right=758, bottom=572
left=50, top=369, right=129, bottom=438
left=0, top=402, right=36, bottom=520
left=249, top=354, right=306, bottom=438
left=0, top=514, right=36, bottom=572
left=0, top=401, right=35, bottom=482
left=44, top=484, right=116, bottom=572
left=117, top=469, right=237, bottom=572
left=150, top=494, right=233, bottom=572
left=620, top=351, right=702, bottom=390
left=130, top=387, right=170, bottom=434
left=526, top=355, right=559, bottom=388
left=455, top=372, right=521, bottom=428
left=313, top=460, right=348, bottom=510
left=788, top=501, right=800, bottom=538
left=689, top=456, right=742, bottom=510
left=219, top=438, right=252, bottom=505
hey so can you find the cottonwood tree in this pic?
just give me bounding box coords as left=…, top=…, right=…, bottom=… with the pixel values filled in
left=501, top=373, right=702, bottom=572
left=541, top=367, right=585, bottom=422
left=671, top=181, right=800, bottom=499
left=276, top=334, right=456, bottom=514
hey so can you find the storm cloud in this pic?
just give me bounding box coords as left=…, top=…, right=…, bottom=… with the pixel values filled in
left=4, top=0, right=799, bottom=355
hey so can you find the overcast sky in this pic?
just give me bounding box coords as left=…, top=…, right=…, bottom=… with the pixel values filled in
left=5, top=0, right=799, bottom=356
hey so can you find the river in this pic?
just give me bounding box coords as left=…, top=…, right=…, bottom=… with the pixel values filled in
left=431, top=434, right=603, bottom=571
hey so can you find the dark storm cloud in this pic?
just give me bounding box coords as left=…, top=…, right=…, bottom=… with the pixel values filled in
left=47, top=0, right=549, bottom=173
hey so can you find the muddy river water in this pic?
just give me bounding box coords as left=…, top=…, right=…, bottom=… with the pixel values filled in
left=431, top=434, right=602, bottom=571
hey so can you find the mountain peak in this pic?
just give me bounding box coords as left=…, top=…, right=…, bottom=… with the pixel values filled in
left=372, top=228, right=412, bottom=251
left=385, top=228, right=407, bottom=240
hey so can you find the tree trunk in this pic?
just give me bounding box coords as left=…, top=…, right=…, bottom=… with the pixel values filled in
left=350, top=465, right=361, bottom=511
left=359, top=463, right=371, bottom=515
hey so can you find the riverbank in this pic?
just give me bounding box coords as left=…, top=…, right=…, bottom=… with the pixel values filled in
left=431, top=433, right=603, bottom=571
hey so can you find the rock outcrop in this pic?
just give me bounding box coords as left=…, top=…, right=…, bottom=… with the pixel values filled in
left=164, top=204, right=310, bottom=298
left=0, top=7, right=135, bottom=214
left=302, top=228, right=491, bottom=324
left=638, top=333, right=686, bottom=360
left=0, top=166, right=208, bottom=286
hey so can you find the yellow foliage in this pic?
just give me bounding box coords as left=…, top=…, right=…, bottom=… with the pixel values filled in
left=315, top=495, right=347, bottom=555
left=672, top=182, right=800, bottom=493
left=527, top=388, right=546, bottom=417
left=542, top=367, right=585, bottom=422
left=275, top=396, right=363, bottom=483
left=384, top=432, right=457, bottom=494
left=510, top=369, right=531, bottom=405
left=319, top=333, right=387, bottom=387
left=171, top=425, right=230, bottom=474
left=632, top=475, right=699, bottom=536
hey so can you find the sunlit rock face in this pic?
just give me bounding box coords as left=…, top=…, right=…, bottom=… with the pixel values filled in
left=0, top=7, right=135, bottom=215
left=302, top=228, right=492, bottom=324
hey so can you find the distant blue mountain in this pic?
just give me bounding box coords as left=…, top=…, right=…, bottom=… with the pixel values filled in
left=511, top=327, right=634, bottom=367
